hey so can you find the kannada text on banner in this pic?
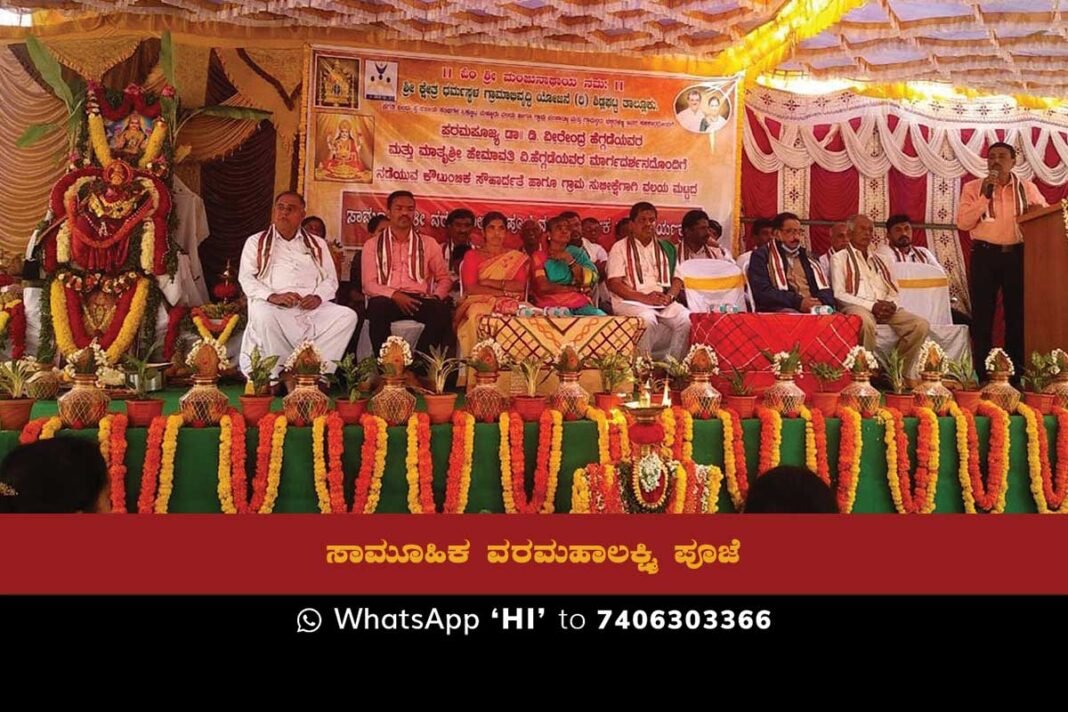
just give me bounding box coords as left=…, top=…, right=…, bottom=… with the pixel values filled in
left=302, top=48, right=739, bottom=247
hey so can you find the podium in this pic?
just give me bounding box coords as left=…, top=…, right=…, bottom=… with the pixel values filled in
left=1019, top=201, right=1068, bottom=355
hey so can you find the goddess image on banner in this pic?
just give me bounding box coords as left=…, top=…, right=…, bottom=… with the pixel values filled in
left=314, top=113, right=374, bottom=183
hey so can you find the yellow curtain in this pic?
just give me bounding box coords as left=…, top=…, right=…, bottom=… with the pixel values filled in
left=178, top=93, right=265, bottom=163
left=0, top=47, right=67, bottom=254
left=214, top=48, right=301, bottom=197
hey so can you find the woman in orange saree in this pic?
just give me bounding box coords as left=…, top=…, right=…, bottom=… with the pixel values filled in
left=454, top=211, right=530, bottom=363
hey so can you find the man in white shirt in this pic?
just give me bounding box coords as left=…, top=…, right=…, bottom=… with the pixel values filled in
left=238, top=191, right=358, bottom=378
left=679, top=210, right=730, bottom=262
left=877, top=214, right=941, bottom=266
left=831, top=214, right=929, bottom=374
left=606, top=202, right=690, bottom=359
left=818, top=221, right=849, bottom=277
left=676, top=90, right=704, bottom=133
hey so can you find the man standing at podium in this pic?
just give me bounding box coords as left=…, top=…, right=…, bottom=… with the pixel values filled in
left=956, top=142, right=1047, bottom=374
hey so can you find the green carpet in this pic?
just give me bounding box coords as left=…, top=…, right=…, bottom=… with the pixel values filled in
left=3, top=387, right=1056, bottom=514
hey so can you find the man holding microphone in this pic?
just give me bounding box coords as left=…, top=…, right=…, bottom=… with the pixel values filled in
left=956, top=141, right=1046, bottom=376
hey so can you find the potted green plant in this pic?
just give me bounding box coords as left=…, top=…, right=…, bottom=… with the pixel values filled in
left=945, top=352, right=981, bottom=413
left=1021, top=351, right=1057, bottom=415
left=724, top=365, right=757, bottom=419
left=121, top=336, right=167, bottom=427
left=418, top=345, right=460, bottom=424
left=0, top=359, right=36, bottom=430
left=877, top=347, right=913, bottom=415
left=239, top=345, right=279, bottom=427
left=809, top=360, right=843, bottom=416
left=330, top=353, right=377, bottom=425
left=513, top=355, right=548, bottom=422
left=588, top=352, right=632, bottom=411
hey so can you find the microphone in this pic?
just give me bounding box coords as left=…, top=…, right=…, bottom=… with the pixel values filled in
left=984, top=165, right=1000, bottom=199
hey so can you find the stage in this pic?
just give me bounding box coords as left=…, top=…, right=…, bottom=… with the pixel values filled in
left=3, top=386, right=1055, bottom=514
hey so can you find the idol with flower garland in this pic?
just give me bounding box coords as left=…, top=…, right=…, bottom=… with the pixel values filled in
left=839, top=345, right=881, bottom=417
left=548, top=343, right=589, bottom=420
left=370, top=335, right=416, bottom=426
left=30, top=81, right=178, bottom=368
left=760, top=345, right=805, bottom=416
left=912, top=339, right=953, bottom=414
left=179, top=338, right=230, bottom=426
left=465, top=339, right=508, bottom=423
left=680, top=344, right=721, bottom=419
left=981, top=348, right=1020, bottom=411
left=58, top=342, right=111, bottom=428
left=282, top=340, right=330, bottom=427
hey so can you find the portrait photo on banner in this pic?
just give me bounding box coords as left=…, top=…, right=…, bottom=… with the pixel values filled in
left=315, top=54, right=360, bottom=110
left=363, top=60, right=399, bottom=102
left=314, top=113, right=374, bottom=183
left=674, top=83, right=733, bottom=135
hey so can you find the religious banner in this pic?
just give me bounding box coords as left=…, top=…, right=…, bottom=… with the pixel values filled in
left=301, top=46, right=739, bottom=249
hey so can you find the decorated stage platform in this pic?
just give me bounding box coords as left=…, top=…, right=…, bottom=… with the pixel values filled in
left=4, top=385, right=1061, bottom=514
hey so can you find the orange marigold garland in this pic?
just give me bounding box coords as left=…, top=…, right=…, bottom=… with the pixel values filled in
left=137, top=415, right=168, bottom=513
left=246, top=412, right=286, bottom=514
left=1018, top=402, right=1065, bottom=513
left=323, top=411, right=346, bottom=513
left=798, top=405, right=830, bottom=486
left=717, top=407, right=749, bottom=510
left=351, top=413, right=388, bottom=514
left=500, top=409, right=562, bottom=514
left=443, top=410, right=475, bottom=514
left=105, top=413, right=128, bottom=513
left=835, top=406, right=862, bottom=513
left=879, top=406, right=939, bottom=514
left=755, top=406, right=782, bottom=474
left=956, top=401, right=1010, bottom=514
left=19, top=417, right=49, bottom=444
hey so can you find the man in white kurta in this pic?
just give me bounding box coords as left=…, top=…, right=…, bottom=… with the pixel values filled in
left=606, top=202, right=690, bottom=359
left=831, top=214, right=929, bottom=376
left=238, top=191, right=358, bottom=377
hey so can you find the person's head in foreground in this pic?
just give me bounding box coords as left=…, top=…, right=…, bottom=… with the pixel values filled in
left=743, top=465, right=838, bottom=513
left=0, top=438, right=108, bottom=513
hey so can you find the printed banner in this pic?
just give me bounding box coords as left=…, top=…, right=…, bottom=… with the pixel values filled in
left=302, top=47, right=739, bottom=248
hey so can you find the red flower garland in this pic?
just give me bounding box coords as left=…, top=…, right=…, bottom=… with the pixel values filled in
left=443, top=410, right=473, bottom=514
left=248, top=412, right=281, bottom=513
left=19, top=417, right=47, bottom=445
left=89, top=82, right=164, bottom=121
left=411, top=412, right=435, bottom=513
left=1032, top=407, right=1062, bottom=510
left=107, top=414, right=128, bottom=513
left=352, top=413, right=383, bottom=514
left=324, top=412, right=348, bottom=513
left=968, top=402, right=1010, bottom=512
left=226, top=407, right=250, bottom=513
left=583, top=463, right=625, bottom=514
left=835, top=407, right=861, bottom=513
left=7, top=300, right=25, bottom=360
left=506, top=409, right=561, bottom=514
left=1054, top=406, right=1068, bottom=511
left=137, top=415, right=168, bottom=513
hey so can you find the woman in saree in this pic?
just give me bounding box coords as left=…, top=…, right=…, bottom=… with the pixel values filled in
left=531, top=215, right=606, bottom=316
left=455, top=211, right=531, bottom=361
